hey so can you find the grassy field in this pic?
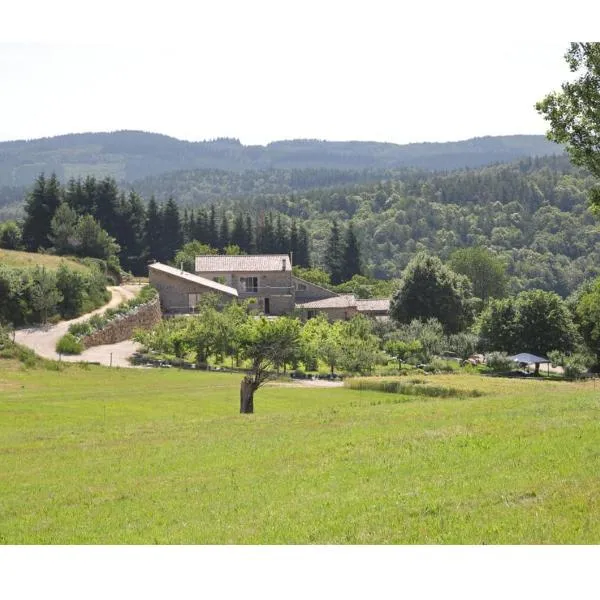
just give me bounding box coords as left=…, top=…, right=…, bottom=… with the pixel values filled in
left=0, top=249, right=89, bottom=272
left=0, top=361, right=599, bottom=544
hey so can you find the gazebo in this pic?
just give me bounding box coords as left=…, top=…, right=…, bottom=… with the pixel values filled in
left=508, top=352, right=551, bottom=375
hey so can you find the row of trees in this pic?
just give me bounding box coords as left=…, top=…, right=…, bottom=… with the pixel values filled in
left=0, top=263, right=109, bottom=326
left=13, top=174, right=316, bottom=275
left=388, top=250, right=600, bottom=372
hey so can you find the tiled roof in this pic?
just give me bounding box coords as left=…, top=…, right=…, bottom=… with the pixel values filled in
left=296, top=295, right=358, bottom=309
left=297, top=295, right=391, bottom=312
left=149, top=262, right=238, bottom=296
left=195, top=254, right=291, bottom=273
left=356, top=299, right=390, bottom=312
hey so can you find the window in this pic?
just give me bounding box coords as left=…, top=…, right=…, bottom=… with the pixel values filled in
left=188, top=293, right=202, bottom=310
left=241, top=277, right=258, bottom=293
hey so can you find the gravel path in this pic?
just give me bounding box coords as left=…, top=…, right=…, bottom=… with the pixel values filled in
left=14, top=285, right=143, bottom=367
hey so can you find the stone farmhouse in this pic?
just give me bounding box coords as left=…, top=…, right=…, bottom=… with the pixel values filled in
left=149, top=254, right=390, bottom=320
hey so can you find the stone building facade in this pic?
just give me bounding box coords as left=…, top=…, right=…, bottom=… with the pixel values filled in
left=149, top=262, right=238, bottom=314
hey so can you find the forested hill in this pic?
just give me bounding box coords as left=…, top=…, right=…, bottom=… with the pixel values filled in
left=0, top=130, right=562, bottom=187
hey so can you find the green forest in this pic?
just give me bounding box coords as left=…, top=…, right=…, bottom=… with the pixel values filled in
left=1, top=153, right=599, bottom=300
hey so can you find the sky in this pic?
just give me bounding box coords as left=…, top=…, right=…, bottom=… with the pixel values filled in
left=0, top=0, right=592, bottom=146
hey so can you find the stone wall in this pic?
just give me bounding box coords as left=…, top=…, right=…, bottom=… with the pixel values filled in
left=81, top=297, right=162, bottom=349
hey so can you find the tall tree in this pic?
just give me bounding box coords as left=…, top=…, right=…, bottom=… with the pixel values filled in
left=145, top=196, right=163, bottom=262
left=289, top=220, right=299, bottom=265
left=207, top=205, right=218, bottom=248
left=117, top=191, right=147, bottom=274
left=448, top=247, right=507, bottom=303
left=536, top=43, right=600, bottom=210
left=161, top=198, right=183, bottom=262
left=341, top=221, right=362, bottom=282
left=93, top=177, right=119, bottom=237
left=296, top=225, right=310, bottom=267
left=275, top=214, right=288, bottom=253
left=325, top=220, right=344, bottom=284
left=231, top=212, right=246, bottom=250
left=49, top=202, right=78, bottom=255
left=195, top=208, right=208, bottom=244
left=21, top=173, right=62, bottom=251
left=218, top=212, right=230, bottom=250
left=390, top=253, right=474, bottom=334
left=242, top=215, right=252, bottom=252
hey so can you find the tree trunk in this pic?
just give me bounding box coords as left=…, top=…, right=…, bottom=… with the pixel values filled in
left=534, top=362, right=540, bottom=376
left=240, top=376, right=256, bottom=414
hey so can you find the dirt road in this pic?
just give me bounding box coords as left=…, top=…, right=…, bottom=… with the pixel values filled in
left=14, top=285, right=143, bottom=367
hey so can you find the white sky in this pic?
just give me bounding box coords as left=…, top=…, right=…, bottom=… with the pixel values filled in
left=0, top=0, right=594, bottom=146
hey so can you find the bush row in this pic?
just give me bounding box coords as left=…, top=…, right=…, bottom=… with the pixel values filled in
left=65, top=285, right=158, bottom=342
left=345, top=377, right=483, bottom=398
left=0, top=263, right=110, bottom=326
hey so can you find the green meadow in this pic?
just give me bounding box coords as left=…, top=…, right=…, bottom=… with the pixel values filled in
left=1, top=361, right=599, bottom=544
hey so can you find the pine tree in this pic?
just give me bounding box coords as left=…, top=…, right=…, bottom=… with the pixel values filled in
left=289, top=220, right=299, bottom=264
left=325, top=221, right=344, bottom=284
left=117, top=191, right=147, bottom=274
left=188, top=209, right=196, bottom=244
left=245, top=214, right=255, bottom=253
left=275, top=214, right=288, bottom=253
left=93, top=177, right=119, bottom=238
left=195, top=208, right=208, bottom=244
left=259, top=212, right=276, bottom=253
left=162, top=198, right=183, bottom=262
left=182, top=208, right=190, bottom=244
left=231, top=212, right=246, bottom=250
left=218, top=212, right=230, bottom=250
left=341, top=222, right=362, bottom=282
left=208, top=205, right=218, bottom=249
left=145, top=196, right=163, bottom=262
left=22, top=173, right=62, bottom=251
left=297, top=225, right=311, bottom=267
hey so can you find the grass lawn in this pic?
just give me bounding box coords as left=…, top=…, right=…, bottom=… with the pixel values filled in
left=0, top=361, right=599, bottom=544
left=0, top=249, right=90, bottom=272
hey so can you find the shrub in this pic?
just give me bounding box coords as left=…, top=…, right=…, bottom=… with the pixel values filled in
left=486, top=352, right=515, bottom=372
left=345, top=377, right=482, bottom=398
left=56, top=334, right=83, bottom=355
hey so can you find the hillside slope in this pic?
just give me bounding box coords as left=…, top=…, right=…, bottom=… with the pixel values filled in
left=0, top=130, right=563, bottom=187
left=0, top=249, right=90, bottom=272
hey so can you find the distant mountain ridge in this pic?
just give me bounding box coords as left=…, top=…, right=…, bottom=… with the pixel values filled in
left=0, top=130, right=563, bottom=187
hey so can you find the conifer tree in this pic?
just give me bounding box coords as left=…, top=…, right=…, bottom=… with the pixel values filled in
left=231, top=212, right=246, bottom=250
left=162, top=198, right=183, bottom=262
left=259, top=212, right=276, bottom=253
left=188, top=209, right=196, bottom=244
left=182, top=208, right=190, bottom=244
left=245, top=214, right=255, bottom=253
left=297, top=225, right=311, bottom=267
left=22, top=173, right=62, bottom=251
left=93, top=177, right=119, bottom=238
left=325, top=220, right=344, bottom=284
left=195, top=208, right=208, bottom=244
left=289, top=220, right=299, bottom=263
left=145, top=196, right=163, bottom=262
left=208, top=205, right=218, bottom=248
left=117, top=191, right=147, bottom=274
left=275, top=214, right=288, bottom=254
left=218, top=212, right=230, bottom=250
left=341, top=222, right=362, bottom=282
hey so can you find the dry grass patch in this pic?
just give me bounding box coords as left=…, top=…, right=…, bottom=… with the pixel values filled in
left=0, top=249, right=89, bottom=272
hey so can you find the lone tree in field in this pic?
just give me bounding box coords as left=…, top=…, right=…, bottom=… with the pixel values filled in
left=238, top=317, right=301, bottom=414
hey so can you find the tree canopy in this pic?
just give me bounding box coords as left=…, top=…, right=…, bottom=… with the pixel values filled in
left=536, top=43, right=600, bottom=210
left=390, top=253, right=473, bottom=334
